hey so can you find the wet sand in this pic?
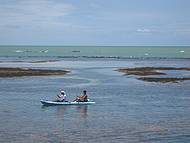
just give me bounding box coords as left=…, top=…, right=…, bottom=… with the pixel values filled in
left=0, top=67, right=70, bottom=77
left=117, top=67, right=190, bottom=83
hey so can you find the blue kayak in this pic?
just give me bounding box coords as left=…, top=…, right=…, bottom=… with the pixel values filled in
left=40, top=100, right=95, bottom=106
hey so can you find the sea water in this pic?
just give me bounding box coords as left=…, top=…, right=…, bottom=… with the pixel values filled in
left=0, top=45, right=190, bottom=58
left=0, top=46, right=190, bottom=143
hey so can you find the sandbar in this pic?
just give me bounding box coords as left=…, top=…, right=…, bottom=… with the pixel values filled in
left=117, top=67, right=190, bottom=83
left=117, top=67, right=190, bottom=76
left=0, top=67, right=70, bottom=77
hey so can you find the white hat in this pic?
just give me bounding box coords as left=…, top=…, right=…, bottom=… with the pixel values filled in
left=61, top=90, right=65, bottom=94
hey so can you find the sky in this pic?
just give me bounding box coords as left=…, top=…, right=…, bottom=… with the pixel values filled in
left=0, top=0, right=190, bottom=46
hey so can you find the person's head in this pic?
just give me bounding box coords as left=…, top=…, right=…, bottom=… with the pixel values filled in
left=61, top=90, right=65, bottom=95
left=83, top=90, right=87, bottom=95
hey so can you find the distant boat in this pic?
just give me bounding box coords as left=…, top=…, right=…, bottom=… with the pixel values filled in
left=72, top=50, right=80, bottom=53
left=15, top=50, right=23, bottom=53
left=24, top=50, right=32, bottom=52
left=40, top=50, right=49, bottom=53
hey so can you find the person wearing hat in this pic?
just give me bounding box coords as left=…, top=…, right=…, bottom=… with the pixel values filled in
left=73, top=90, right=88, bottom=102
left=56, top=90, right=67, bottom=102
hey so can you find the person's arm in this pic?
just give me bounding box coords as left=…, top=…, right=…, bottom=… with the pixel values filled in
left=84, top=95, right=88, bottom=101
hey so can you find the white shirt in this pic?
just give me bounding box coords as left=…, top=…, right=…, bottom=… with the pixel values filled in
left=58, top=94, right=67, bottom=101
left=63, top=94, right=67, bottom=101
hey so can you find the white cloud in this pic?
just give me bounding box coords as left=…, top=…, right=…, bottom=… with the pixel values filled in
left=136, top=28, right=151, bottom=33
left=0, top=0, right=74, bottom=28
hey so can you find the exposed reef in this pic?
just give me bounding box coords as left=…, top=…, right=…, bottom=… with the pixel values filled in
left=0, top=67, right=70, bottom=77
left=117, top=67, right=190, bottom=83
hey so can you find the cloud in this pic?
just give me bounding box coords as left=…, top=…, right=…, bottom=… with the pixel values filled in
left=0, top=0, right=74, bottom=28
left=136, top=28, right=151, bottom=33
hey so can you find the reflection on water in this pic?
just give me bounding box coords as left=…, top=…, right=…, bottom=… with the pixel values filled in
left=76, top=106, right=88, bottom=118
left=41, top=105, right=88, bottom=119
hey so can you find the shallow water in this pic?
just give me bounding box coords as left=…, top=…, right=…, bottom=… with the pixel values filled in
left=0, top=58, right=190, bottom=143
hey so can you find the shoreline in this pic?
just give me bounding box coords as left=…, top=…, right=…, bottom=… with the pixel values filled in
left=0, top=67, right=70, bottom=77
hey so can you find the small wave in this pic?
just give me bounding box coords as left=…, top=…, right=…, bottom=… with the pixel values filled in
left=72, top=50, right=80, bottom=53
left=179, top=50, right=185, bottom=53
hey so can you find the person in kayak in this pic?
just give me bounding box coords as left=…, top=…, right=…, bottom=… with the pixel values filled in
left=73, top=90, right=88, bottom=102
left=56, top=90, right=67, bottom=102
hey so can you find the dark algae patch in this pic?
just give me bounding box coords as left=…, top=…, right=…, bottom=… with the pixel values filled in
left=117, top=67, right=165, bottom=76
left=138, top=77, right=190, bottom=83
left=117, top=67, right=190, bottom=83
left=117, top=67, right=190, bottom=76
left=0, top=67, right=70, bottom=77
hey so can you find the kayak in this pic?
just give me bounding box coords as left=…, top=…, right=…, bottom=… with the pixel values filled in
left=40, top=100, right=95, bottom=106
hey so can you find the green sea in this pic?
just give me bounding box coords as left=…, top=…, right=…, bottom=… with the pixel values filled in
left=0, top=46, right=190, bottom=58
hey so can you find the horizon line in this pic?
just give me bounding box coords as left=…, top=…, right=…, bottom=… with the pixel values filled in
left=0, top=45, right=190, bottom=47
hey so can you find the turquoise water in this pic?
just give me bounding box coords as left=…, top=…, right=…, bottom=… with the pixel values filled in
left=0, top=46, right=190, bottom=58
